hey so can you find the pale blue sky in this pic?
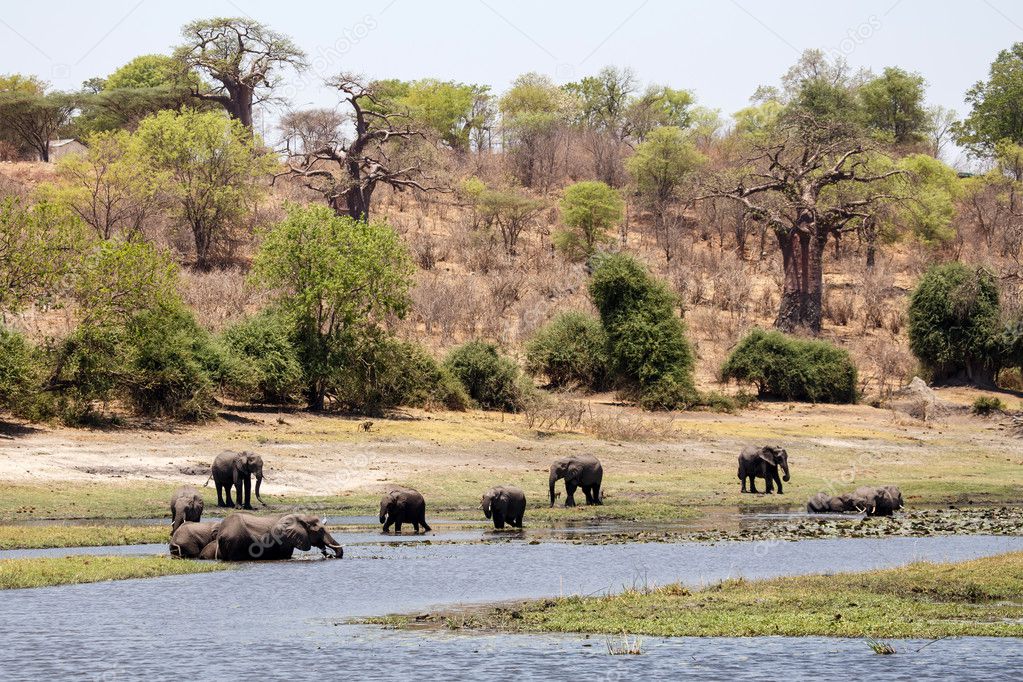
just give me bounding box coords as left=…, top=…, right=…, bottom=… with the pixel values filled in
left=1, top=0, right=1020, bottom=163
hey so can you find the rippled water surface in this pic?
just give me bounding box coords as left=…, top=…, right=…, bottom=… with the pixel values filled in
left=1, top=531, right=1021, bottom=680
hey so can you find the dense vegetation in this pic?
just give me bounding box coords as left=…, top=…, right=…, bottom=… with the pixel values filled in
left=2, top=17, right=1023, bottom=423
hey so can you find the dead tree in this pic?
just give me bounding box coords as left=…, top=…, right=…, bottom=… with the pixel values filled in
left=706, top=116, right=902, bottom=333
left=277, top=74, right=442, bottom=221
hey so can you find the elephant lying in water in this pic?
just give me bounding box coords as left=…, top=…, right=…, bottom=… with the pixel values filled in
left=549, top=454, right=603, bottom=507
left=807, top=485, right=904, bottom=516
left=170, top=486, right=204, bottom=533
left=481, top=485, right=526, bottom=529
left=379, top=487, right=432, bottom=534
left=212, top=513, right=343, bottom=561
left=169, top=521, right=220, bottom=559
left=738, top=445, right=790, bottom=494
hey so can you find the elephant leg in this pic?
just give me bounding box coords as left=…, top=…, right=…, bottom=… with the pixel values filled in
left=420, top=514, right=431, bottom=533
left=215, top=483, right=226, bottom=507
left=748, top=477, right=759, bottom=494
left=592, top=482, right=602, bottom=505
left=394, top=521, right=403, bottom=534
left=224, top=484, right=234, bottom=508
left=582, top=486, right=594, bottom=504
left=494, top=511, right=505, bottom=529
left=412, top=521, right=421, bottom=533
left=564, top=482, right=577, bottom=507
left=242, top=477, right=252, bottom=510
left=740, top=475, right=747, bottom=493
left=382, top=518, right=393, bottom=534
left=774, top=472, right=784, bottom=495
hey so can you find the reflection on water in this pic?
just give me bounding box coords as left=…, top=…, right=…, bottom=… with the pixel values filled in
left=1, top=534, right=1022, bottom=679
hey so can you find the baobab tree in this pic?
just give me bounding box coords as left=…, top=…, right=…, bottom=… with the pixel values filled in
left=277, top=74, right=441, bottom=221
left=707, top=114, right=903, bottom=333
left=175, top=17, right=306, bottom=131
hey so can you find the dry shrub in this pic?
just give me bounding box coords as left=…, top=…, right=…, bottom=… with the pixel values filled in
left=454, top=228, right=502, bottom=274
left=581, top=411, right=679, bottom=442
left=824, top=288, right=855, bottom=326
left=180, top=267, right=266, bottom=332
left=863, top=336, right=914, bottom=403
left=523, top=392, right=586, bottom=430
left=408, top=230, right=449, bottom=270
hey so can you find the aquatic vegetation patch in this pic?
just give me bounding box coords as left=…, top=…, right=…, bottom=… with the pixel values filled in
left=0, top=555, right=228, bottom=590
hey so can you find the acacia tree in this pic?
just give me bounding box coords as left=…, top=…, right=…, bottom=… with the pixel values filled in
left=0, top=90, right=76, bottom=161
left=175, top=17, right=306, bottom=130
left=279, top=74, right=440, bottom=221
left=708, top=114, right=903, bottom=333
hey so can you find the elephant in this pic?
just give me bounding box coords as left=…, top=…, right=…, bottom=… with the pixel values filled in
left=379, top=487, right=432, bottom=534
left=851, top=485, right=903, bottom=516
left=737, top=445, right=790, bottom=494
left=806, top=491, right=849, bottom=513
left=481, top=485, right=526, bottom=529
left=549, top=454, right=603, bottom=507
left=170, top=486, right=204, bottom=533
left=207, top=451, right=265, bottom=509
left=169, top=521, right=220, bottom=559
left=213, top=513, right=343, bottom=561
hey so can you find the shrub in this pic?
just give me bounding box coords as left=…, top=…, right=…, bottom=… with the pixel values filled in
left=908, top=263, right=1002, bottom=385
left=444, top=341, right=530, bottom=411
left=971, top=395, right=1005, bottom=416
left=588, top=253, right=697, bottom=410
left=720, top=328, right=858, bottom=404
left=0, top=327, right=46, bottom=419
left=330, top=334, right=469, bottom=414
left=221, top=309, right=303, bottom=405
left=525, top=311, right=610, bottom=390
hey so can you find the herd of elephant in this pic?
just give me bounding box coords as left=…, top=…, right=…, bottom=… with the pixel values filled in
left=167, top=446, right=904, bottom=562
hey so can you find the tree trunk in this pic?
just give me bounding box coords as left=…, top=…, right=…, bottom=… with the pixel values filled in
left=774, top=218, right=825, bottom=333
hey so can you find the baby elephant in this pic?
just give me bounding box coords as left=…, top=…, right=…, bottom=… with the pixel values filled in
left=481, top=485, right=526, bottom=529
left=170, top=486, right=204, bottom=533
left=379, top=487, right=432, bottom=534
left=738, top=445, right=790, bottom=494
left=169, top=521, right=220, bottom=559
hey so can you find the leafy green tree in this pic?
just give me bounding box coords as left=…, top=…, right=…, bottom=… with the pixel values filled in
left=956, top=43, right=1023, bottom=153
left=588, top=253, right=697, bottom=410
left=45, top=130, right=164, bottom=239
left=476, top=187, right=545, bottom=255
left=859, top=67, right=929, bottom=144
left=251, top=204, right=414, bottom=410
left=555, top=181, right=624, bottom=260
left=908, top=263, right=1004, bottom=385
left=626, top=85, right=695, bottom=141
left=106, top=55, right=185, bottom=89
left=374, top=78, right=489, bottom=152
left=221, top=309, right=303, bottom=404
left=0, top=89, right=76, bottom=161
left=133, top=109, right=273, bottom=268
left=174, top=17, right=307, bottom=130
left=500, top=73, right=577, bottom=189
left=444, top=341, right=529, bottom=412
left=0, top=327, right=44, bottom=418
left=0, top=199, right=86, bottom=316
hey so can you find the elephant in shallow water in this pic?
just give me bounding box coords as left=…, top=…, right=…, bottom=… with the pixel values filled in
left=807, top=485, right=904, bottom=516
left=169, top=521, right=220, bottom=559
left=207, top=451, right=265, bottom=510
left=806, top=492, right=849, bottom=513
left=170, top=486, right=204, bottom=533
left=379, top=487, right=431, bottom=534
left=214, top=513, right=343, bottom=561
left=738, top=445, right=790, bottom=494
left=549, top=454, right=603, bottom=507
left=481, top=485, right=526, bottom=529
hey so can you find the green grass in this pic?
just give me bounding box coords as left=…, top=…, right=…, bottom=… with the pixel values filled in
left=0, top=524, right=170, bottom=550
left=373, top=552, right=1023, bottom=638
left=0, top=555, right=228, bottom=590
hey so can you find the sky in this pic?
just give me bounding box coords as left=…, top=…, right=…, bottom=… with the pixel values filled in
left=1, top=0, right=1020, bottom=164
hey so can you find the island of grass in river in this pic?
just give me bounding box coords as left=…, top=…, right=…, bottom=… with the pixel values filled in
left=371, top=551, right=1023, bottom=638
left=0, top=555, right=229, bottom=590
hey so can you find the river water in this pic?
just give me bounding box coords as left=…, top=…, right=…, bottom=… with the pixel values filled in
left=1, top=528, right=1021, bottom=680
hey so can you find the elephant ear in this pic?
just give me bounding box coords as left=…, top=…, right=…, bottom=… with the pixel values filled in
left=274, top=515, right=312, bottom=551
left=758, top=448, right=776, bottom=465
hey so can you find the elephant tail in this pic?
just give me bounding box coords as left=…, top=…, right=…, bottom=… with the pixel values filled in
left=203, top=472, right=213, bottom=488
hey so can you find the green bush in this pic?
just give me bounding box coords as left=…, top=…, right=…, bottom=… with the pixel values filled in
left=971, top=395, right=1006, bottom=416
left=720, top=328, right=858, bottom=404
left=555, top=181, right=623, bottom=260
left=908, top=263, right=1002, bottom=384
left=525, top=311, right=610, bottom=390
left=444, top=341, right=530, bottom=412
left=122, top=304, right=229, bottom=421
left=330, top=334, right=469, bottom=414
left=588, top=253, right=697, bottom=410
left=47, top=323, right=125, bottom=422
left=221, top=309, right=303, bottom=405
left=0, top=327, right=46, bottom=419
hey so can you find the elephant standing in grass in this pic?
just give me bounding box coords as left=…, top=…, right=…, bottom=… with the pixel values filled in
left=170, top=521, right=220, bottom=559
left=549, top=454, right=603, bottom=507
left=214, top=513, right=343, bottom=561
left=379, top=488, right=432, bottom=534
left=170, top=486, right=204, bottom=533
left=738, top=446, right=790, bottom=494
left=208, top=451, right=265, bottom=509
left=481, top=486, right=526, bottom=529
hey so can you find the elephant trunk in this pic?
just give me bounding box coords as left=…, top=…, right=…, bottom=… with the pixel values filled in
left=781, top=460, right=790, bottom=482
left=482, top=497, right=492, bottom=519
left=254, top=475, right=265, bottom=505
left=321, top=530, right=344, bottom=558
left=549, top=471, right=558, bottom=508
left=379, top=501, right=387, bottom=525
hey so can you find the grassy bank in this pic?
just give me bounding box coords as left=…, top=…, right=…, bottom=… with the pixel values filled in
left=0, top=524, right=170, bottom=550
left=373, top=552, right=1023, bottom=638
left=0, top=555, right=228, bottom=590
